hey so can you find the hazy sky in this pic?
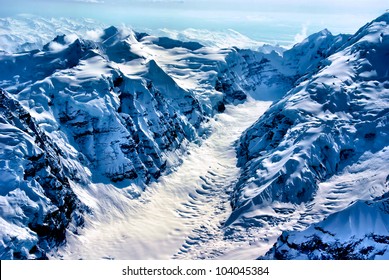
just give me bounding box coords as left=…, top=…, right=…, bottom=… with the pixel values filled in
left=0, top=0, right=387, bottom=44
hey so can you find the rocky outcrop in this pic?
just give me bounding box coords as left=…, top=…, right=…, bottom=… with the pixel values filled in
left=0, top=89, right=86, bottom=259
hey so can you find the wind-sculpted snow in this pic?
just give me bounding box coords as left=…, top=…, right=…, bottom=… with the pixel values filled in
left=232, top=12, right=389, bottom=259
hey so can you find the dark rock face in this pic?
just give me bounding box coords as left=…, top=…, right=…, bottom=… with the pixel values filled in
left=0, top=89, right=86, bottom=259
left=152, top=37, right=204, bottom=51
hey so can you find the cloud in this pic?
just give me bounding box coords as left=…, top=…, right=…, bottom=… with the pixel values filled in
left=294, top=24, right=308, bottom=44
left=85, top=29, right=105, bottom=41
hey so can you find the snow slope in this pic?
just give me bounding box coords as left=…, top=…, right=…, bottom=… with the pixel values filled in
left=232, top=13, right=389, bottom=259
left=58, top=100, right=271, bottom=259
left=0, top=20, right=294, bottom=259
left=1, top=13, right=388, bottom=260
left=0, top=89, right=86, bottom=259
left=0, top=27, right=218, bottom=259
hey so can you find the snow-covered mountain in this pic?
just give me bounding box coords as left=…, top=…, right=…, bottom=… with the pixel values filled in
left=0, top=13, right=388, bottom=260
left=0, top=20, right=300, bottom=259
left=0, top=89, right=86, bottom=259
left=0, top=15, right=282, bottom=53
left=230, top=13, right=389, bottom=259
left=153, top=28, right=275, bottom=51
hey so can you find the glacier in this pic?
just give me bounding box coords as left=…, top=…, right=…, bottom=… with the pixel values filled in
left=0, top=20, right=294, bottom=259
left=0, top=13, right=388, bottom=260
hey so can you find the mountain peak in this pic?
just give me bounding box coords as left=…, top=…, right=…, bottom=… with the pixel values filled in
left=307, top=28, right=333, bottom=41
left=101, top=26, right=120, bottom=41
left=373, top=11, right=389, bottom=24
left=319, top=28, right=331, bottom=35
left=344, top=11, right=389, bottom=50
left=52, top=34, right=67, bottom=45
left=146, top=59, right=177, bottom=88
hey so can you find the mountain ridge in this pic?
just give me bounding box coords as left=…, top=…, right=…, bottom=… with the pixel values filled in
left=230, top=12, right=389, bottom=259
left=0, top=13, right=388, bottom=259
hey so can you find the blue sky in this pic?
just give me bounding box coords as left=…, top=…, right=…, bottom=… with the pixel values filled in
left=0, top=0, right=387, bottom=44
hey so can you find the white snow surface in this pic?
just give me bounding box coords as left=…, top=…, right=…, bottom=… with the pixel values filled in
left=59, top=100, right=271, bottom=259
left=1, top=12, right=388, bottom=260
left=0, top=19, right=288, bottom=259
left=234, top=12, right=389, bottom=259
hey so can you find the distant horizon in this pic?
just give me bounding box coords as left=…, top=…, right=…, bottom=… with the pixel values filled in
left=0, top=0, right=387, bottom=46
